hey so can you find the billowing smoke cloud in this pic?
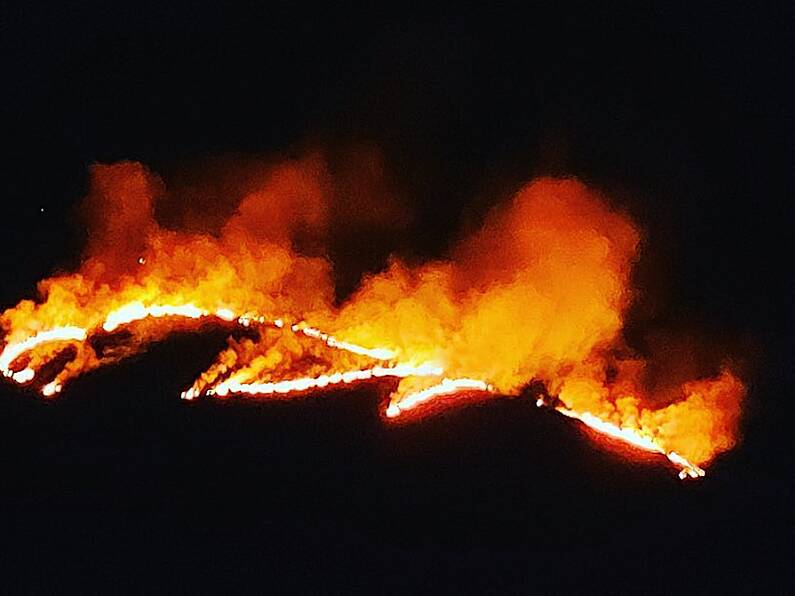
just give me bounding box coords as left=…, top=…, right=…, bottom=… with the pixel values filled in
left=331, top=178, right=639, bottom=391
left=0, top=155, right=744, bottom=468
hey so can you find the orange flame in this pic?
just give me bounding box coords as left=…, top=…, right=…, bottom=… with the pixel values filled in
left=553, top=406, right=705, bottom=479
left=385, top=378, right=493, bottom=418
left=0, top=157, right=746, bottom=479
left=193, top=363, right=444, bottom=400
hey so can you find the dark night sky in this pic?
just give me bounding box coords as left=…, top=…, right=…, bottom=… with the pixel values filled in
left=1, top=3, right=792, bottom=592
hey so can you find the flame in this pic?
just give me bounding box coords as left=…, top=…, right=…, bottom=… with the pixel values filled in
left=194, top=363, right=444, bottom=399
left=42, top=380, right=62, bottom=397
left=554, top=406, right=705, bottom=479
left=0, top=302, right=249, bottom=391
left=0, top=158, right=746, bottom=479
left=385, top=377, right=494, bottom=418
left=103, top=302, right=209, bottom=332
left=551, top=366, right=744, bottom=468
left=1, top=326, right=87, bottom=382
left=294, top=323, right=397, bottom=360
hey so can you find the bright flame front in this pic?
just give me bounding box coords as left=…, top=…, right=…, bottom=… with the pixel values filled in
left=0, top=163, right=745, bottom=481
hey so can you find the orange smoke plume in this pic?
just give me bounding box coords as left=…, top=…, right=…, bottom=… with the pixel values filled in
left=0, top=157, right=745, bottom=478
left=1, top=158, right=334, bottom=392
left=331, top=178, right=639, bottom=393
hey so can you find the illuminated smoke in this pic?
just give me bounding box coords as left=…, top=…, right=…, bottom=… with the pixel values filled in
left=0, top=157, right=745, bottom=476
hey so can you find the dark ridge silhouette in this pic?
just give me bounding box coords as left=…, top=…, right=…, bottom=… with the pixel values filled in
left=1, top=331, right=769, bottom=593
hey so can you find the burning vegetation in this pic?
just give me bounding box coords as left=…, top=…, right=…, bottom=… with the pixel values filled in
left=0, top=156, right=745, bottom=479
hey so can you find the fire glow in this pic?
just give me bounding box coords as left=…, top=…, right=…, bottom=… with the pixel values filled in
left=554, top=406, right=705, bottom=479
left=0, top=158, right=745, bottom=480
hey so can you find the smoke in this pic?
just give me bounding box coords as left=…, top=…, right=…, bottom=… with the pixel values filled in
left=0, top=154, right=745, bottom=467
left=326, top=176, right=743, bottom=464
left=332, top=178, right=639, bottom=391
left=155, top=146, right=411, bottom=251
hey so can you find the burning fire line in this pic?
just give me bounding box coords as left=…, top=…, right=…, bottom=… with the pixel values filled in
left=1, top=308, right=234, bottom=390
left=292, top=323, right=396, bottom=361
left=0, top=301, right=398, bottom=394
left=0, top=306, right=707, bottom=479
left=384, top=383, right=704, bottom=478
left=0, top=170, right=741, bottom=485
left=0, top=302, right=708, bottom=479
left=1, top=326, right=87, bottom=379
left=102, top=302, right=236, bottom=332
left=551, top=405, right=705, bottom=479
left=385, top=378, right=494, bottom=418
left=185, top=363, right=444, bottom=400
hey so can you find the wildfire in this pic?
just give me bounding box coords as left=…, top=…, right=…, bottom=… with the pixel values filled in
left=553, top=406, right=705, bottom=479
left=0, top=158, right=746, bottom=480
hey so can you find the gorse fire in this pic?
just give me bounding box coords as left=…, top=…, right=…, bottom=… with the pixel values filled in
left=0, top=157, right=744, bottom=480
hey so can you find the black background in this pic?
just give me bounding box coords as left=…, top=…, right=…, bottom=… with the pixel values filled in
left=1, top=3, right=792, bottom=593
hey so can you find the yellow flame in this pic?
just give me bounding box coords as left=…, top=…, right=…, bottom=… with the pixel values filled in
left=103, top=302, right=208, bottom=332
left=0, top=168, right=741, bottom=483
left=1, top=298, right=414, bottom=399
left=195, top=362, right=444, bottom=399
left=1, top=326, right=88, bottom=378
left=292, top=323, right=397, bottom=360
left=553, top=405, right=705, bottom=479
left=386, top=378, right=493, bottom=418
left=1, top=303, right=250, bottom=391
